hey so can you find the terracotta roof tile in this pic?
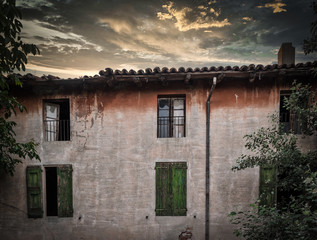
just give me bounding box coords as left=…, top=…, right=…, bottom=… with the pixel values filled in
left=272, top=64, right=278, bottom=69
left=145, top=68, right=152, bottom=74
left=161, top=67, right=168, bottom=73
left=129, top=69, right=136, bottom=75
left=232, top=66, right=239, bottom=71
left=137, top=69, right=144, bottom=74
left=105, top=67, right=113, bottom=75
left=248, top=64, right=255, bottom=71
left=255, top=65, right=264, bottom=71
left=239, top=65, right=248, bottom=71
left=153, top=67, right=160, bottom=73
left=224, top=66, right=232, bottom=71
left=186, top=67, right=193, bottom=72
left=178, top=67, right=185, bottom=72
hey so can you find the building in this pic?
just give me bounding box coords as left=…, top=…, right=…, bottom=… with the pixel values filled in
left=0, top=44, right=316, bottom=240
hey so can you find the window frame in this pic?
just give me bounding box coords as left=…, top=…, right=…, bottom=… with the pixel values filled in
left=43, top=99, right=71, bottom=141
left=157, top=95, right=186, bottom=138
left=26, top=165, right=73, bottom=218
left=279, top=91, right=305, bottom=134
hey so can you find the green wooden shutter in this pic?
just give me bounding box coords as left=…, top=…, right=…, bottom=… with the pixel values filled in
left=57, top=165, right=73, bottom=217
left=156, top=162, right=171, bottom=216
left=259, top=165, right=276, bottom=207
left=26, top=166, right=43, bottom=218
left=156, top=162, right=187, bottom=216
left=171, top=162, right=187, bottom=216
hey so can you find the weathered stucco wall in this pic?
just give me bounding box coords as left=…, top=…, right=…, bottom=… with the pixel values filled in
left=0, top=78, right=314, bottom=240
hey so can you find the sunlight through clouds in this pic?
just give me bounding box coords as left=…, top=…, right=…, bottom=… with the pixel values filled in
left=98, top=18, right=133, bottom=34
left=242, top=17, right=253, bottom=24
left=257, top=0, right=287, bottom=13
left=26, top=64, right=98, bottom=78
left=242, top=17, right=252, bottom=21
left=14, top=0, right=317, bottom=78
left=22, top=20, right=103, bottom=53
left=157, top=1, right=230, bottom=31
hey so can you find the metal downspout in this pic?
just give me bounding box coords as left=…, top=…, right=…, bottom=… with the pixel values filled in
left=206, top=77, right=217, bottom=240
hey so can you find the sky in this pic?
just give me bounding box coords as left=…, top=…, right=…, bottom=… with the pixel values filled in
left=16, top=0, right=317, bottom=78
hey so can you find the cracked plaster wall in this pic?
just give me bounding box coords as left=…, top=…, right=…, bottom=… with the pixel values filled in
left=0, top=79, right=316, bottom=240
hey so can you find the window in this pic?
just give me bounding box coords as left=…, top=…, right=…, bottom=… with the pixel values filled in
left=279, top=93, right=301, bottom=134
left=259, top=165, right=276, bottom=207
left=155, top=162, right=187, bottom=216
left=43, top=99, right=70, bottom=141
left=26, top=165, right=73, bottom=218
left=157, top=95, right=185, bottom=138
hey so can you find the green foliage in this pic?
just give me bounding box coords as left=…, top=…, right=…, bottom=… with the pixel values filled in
left=303, top=2, right=317, bottom=54
left=284, top=83, right=317, bottom=135
left=229, top=82, right=317, bottom=239
left=0, top=0, right=40, bottom=78
left=229, top=203, right=316, bottom=240
left=0, top=0, right=40, bottom=176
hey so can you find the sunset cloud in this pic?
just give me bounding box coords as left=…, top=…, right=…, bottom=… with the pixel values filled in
left=242, top=17, right=253, bottom=24
left=22, top=20, right=103, bottom=52
left=257, top=0, right=287, bottom=13
left=14, top=0, right=317, bottom=78
left=242, top=17, right=252, bottom=21
left=157, top=1, right=230, bottom=31
left=98, top=18, right=134, bottom=34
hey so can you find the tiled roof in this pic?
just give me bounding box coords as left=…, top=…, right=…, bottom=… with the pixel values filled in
left=98, top=61, right=317, bottom=77
left=18, top=61, right=317, bottom=87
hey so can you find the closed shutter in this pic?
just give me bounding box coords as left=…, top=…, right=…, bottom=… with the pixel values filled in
left=156, top=162, right=171, bottom=216
left=57, top=165, right=73, bottom=217
left=26, top=166, right=43, bottom=218
left=171, top=162, right=187, bottom=216
left=259, top=165, right=276, bottom=207
left=156, top=162, right=187, bottom=216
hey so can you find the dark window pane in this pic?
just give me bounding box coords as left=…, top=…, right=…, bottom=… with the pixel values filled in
left=46, top=167, right=58, bottom=216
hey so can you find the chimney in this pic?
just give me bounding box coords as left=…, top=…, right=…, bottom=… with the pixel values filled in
left=278, top=42, right=295, bottom=65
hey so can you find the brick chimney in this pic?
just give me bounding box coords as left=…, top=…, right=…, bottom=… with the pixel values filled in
left=278, top=42, right=295, bottom=65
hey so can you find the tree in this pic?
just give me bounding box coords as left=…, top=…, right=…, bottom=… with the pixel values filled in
left=0, top=0, right=40, bottom=176
left=229, top=82, right=317, bottom=240
left=303, top=2, right=317, bottom=54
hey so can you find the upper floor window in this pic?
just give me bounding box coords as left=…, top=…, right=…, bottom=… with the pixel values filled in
left=157, top=95, right=185, bottom=138
left=279, top=92, right=302, bottom=134
left=43, top=99, right=70, bottom=141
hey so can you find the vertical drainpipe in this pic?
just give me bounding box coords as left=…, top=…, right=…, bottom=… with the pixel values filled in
left=206, top=77, right=217, bottom=240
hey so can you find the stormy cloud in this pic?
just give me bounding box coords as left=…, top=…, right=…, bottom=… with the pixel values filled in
left=16, top=0, right=317, bottom=78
